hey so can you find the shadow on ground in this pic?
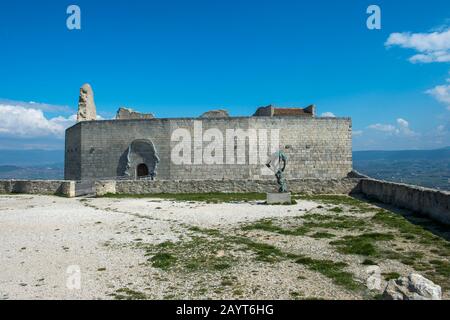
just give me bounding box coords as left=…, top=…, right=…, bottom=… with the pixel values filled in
left=352, top=194, right=450, bottom=242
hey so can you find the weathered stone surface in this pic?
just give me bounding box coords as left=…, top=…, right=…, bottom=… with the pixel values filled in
left=65, top=117, right=353, bottom=181
left=0, top=180, right=75, bottom=197
left=112, top=178, right=360, bottom=195
left=116, top=107, right=155, bottom=120
left=95, top=180, right=116, bottom=197
left=360, top=178, right=450, bottom=225
left=383, top=273, right=442, bottom=300
left=77, top=84, right=97, bottom=122
left=267, top=192, right=292, bottom=204
left=2, top=178, right=360, bottom=197
left=200, top=110, right=229, bottom=118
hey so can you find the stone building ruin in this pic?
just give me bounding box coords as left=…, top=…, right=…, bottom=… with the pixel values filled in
left=65, top=84, right=353, bottom=181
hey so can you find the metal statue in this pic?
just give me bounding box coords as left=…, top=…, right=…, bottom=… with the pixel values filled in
left=266, top=151, right=288, bottom=193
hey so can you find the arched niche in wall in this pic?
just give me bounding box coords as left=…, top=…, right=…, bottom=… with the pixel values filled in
left=121, top=139, right=160, bottom=180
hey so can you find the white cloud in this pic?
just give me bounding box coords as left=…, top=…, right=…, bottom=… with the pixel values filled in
left=352, top=130, right=363, bottom=137
left=368, top=118, right=418, bottom=137
left=386, top=27, right=450, bottom=111
left=0, top=99, right=72, bottom=113
left=368, top=123, right=397, bottom=133
left=385, top=28, right=450, bottom=64
left=0, top=104, right=76, bottom=138
left=321, top=112, right=336, bottom=118
left=426, top=84, right=450, bottom=110
left=396, top=118, right=417, bottom=137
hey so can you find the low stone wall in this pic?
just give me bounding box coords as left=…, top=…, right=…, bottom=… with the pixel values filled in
left=0, top=180, right=12, bottom=194
left=359, top=179, right=450, bottom=225
left=95, top=180, right=116, bottom=197
left=0, top=180, right=75, bottom=197
left=114, top=178, right=361, bottom=195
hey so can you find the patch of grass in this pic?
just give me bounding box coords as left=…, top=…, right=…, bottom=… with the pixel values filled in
left=299, top=195, right=372, bottom=210
left=150, top=253, right=177, bottom=270
left=372, top=210, right=438, bottom=243
left=102, top=192, right=266, bottom=203
left=310, top=232, right=336, bottom=239
left=331, top=233, right=394, bottom=257
left=372, top=210, right=450, bottom=256
left=290, top=291, right=303, bottom=299
left=383, top=272, right=401, bottom=281
left=330, top=207, right=343, bottom=213
left=234, top=233, right=362, bottom=291
left=266, top=199, right=298, bottom=206
left=295, top=255, right=362, bottom=291
left=303, top=215, right=367, bottom=231
left=189, top=226, right=221, bottom=237
left=429, top=259, right=450, bottom=277
left=242, top=220, right=310, bottom=236
left=233, top=289, right=244, bottom=296
left=112, top=288, right=147, bottom=300
left=143, top=235, right=235, bottom=272
left=362, top=259, right=377, bottom=266
left=157, top=241, right=176, bottom=249
left=220, top=279, right=234, bottom=287
left=234, top=236, right=288, bottom=262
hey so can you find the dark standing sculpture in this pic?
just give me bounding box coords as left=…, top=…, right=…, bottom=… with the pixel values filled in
left=266, top=151, right=288, bottom=193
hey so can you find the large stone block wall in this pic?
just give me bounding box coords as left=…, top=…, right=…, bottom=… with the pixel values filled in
left=359, top=179, right=450, bottom=225
left=66, top=119, right=172, bottom=180
left=0, top=180, right=75, bottom=197
left=114, top=178, right=361, bottom=195
left=65, top=123, right=82, bottom=180
left=65, top=117, right=352, bottom=181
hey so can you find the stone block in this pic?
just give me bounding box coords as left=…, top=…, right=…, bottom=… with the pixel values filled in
left=267, top=192, right=292, bottom=205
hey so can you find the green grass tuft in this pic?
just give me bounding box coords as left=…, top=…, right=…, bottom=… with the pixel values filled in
left=295, top=255, right=362, bottom=291
left=331, top=233, right=394, bottom=257
left=242, top=220, right=310, bottom=236
left=150, top=253, right=177, bottom=270
left=112, top=288, right=148, bottom=300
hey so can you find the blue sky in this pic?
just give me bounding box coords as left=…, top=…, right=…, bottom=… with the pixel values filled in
left=0, top=0, right=449, bottom=151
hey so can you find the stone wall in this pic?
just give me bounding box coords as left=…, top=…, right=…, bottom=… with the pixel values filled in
left=359, top=179, right=450, bottom=225
left=95, top=180, right=117, bottom=197
left=0, top=180, right=12, bottom=194
left=114, top=178, right=361, bottom=195
left=0, top=180, right=75, bottom=197
left=65, top=117, right=352, bottom=181
left=65, top=123, right=82, bottom=180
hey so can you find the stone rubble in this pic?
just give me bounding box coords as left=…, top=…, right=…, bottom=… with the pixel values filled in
left=383, top=273, right=442, bottom=300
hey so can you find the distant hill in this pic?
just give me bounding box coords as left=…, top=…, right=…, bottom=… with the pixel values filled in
left=0, top=150, right=64, bottom=180
left=0, top=149, right=64, bottom=166
left=353, top=147, right=450, bottom=191
left=354, top=147, right=450, bottom=161
left=0, top=164, right=64, bottom=180
left=0, top=165, right=21, bottom=173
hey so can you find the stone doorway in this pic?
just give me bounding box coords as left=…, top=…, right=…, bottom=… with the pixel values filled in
left=137, top=163, right=149, bottom=178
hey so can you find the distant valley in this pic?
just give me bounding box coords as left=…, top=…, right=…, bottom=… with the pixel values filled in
left=0, top=148, right=449, bottom=191
left=353, top=147, right=450, bottom=191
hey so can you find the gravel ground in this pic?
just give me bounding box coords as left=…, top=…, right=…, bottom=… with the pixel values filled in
left=0, top=194, right=448, bottom=300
